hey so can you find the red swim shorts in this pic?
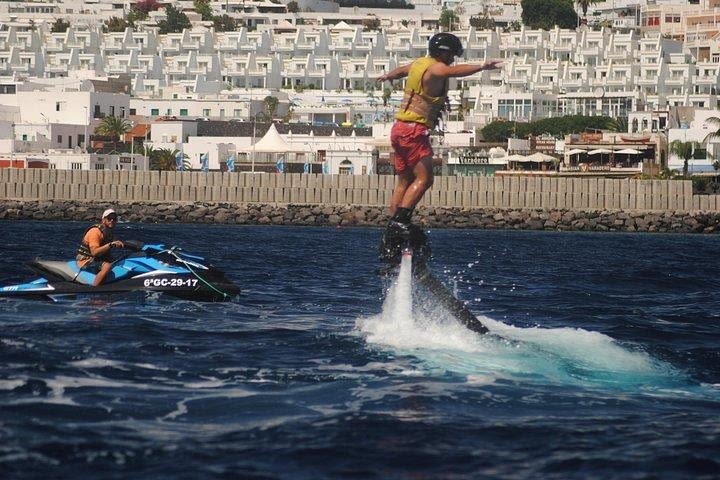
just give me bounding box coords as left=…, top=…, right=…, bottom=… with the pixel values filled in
left=390, top=121, right=433, bottom=174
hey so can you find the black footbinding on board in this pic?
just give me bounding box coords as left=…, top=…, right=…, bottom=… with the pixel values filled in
left=379, top=223, right=488, bottom=335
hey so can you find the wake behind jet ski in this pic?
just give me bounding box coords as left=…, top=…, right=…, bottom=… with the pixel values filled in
left=0, top=242, right=240, bottom=302
left=380, top=223, right=488, bottom=335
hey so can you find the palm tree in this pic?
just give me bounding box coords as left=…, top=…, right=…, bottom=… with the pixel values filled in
left=150, top=148, right=189, bottom=171
left=669, top=140, right=700, bottom=177
left=94, top=116, right=131, bottom=153
left=606, top=117, right=628, bottom=133
left=702, top=117, right=720, bottom=170
left=576, top=0, right=602, bottom=23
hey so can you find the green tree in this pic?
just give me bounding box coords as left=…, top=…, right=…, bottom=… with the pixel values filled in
left=363, top=17, right=381, bottom=31
left=193, top=0, right=213, bottom=21
left=158, top=5, right=191, bottom=34
left=576, top=0, right=601, bottom=19
left=470, top=15, right=495, bottom=30
left=702, top=116, right=720, bottom=170
left=606, top=116, right=628, bottom=133
left=103, top=16, right=129, bottom=33
left=127, top=7, right=149, bottom=27
left=382, top=87, right=392, bottom=106
left=94, top=116, right=131, bottom=153
left=51, top=18, right=71, bottom=33
left=480, top=115, right=616, bottom=142
left=521, top=0, right=578, bottom=30
left=287, top=0, right=299, bottom=13
left=263, top=96, right=279, bottom=119
left=213, top=14, right=238, bottom=32
left=149, top=148, right=188, bottom=171
left=439, top=7, right=460, bottom=31
left=669, top=140, right=700, bottom=177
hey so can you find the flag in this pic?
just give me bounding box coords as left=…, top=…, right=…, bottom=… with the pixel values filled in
left=303, top=159, right=310, bottom=174
left=348, top=164, right=354, bottom=175
left=367, top=160, right=373, bottom=175
left=276, top=155, right=285, bottom=173
left=322, top=160, right=330, bottom=174
left=201, top=153, right=209, bottom=172
left=175, top=151, right=184, bottom=171
left=226, top=154, right=235, bottom=172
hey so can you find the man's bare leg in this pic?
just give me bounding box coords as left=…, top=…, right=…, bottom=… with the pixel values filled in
left=389, top=172, right=415, bottom=216
left=398, top=156, right=434, bottom=210
left=93, top=262, right=113, bottom=287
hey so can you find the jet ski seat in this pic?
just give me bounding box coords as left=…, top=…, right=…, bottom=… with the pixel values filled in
left=28, top=260, right=87, bottom=283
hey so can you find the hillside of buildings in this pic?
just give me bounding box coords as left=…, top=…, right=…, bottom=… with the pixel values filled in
left=0, top=0, right=717, bottom=185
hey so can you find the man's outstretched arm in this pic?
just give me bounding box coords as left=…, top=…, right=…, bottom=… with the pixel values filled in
left=431, top=59, right=503, bottom=79
left=377, top=64, right=412, bottom=82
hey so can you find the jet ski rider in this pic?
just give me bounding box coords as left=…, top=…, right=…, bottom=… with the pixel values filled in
left=377, top=33, right=502, bottom=236
left=76, top=208, right=125, bottom=286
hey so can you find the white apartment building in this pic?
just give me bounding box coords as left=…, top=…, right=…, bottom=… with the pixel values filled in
left=6, top=10, right=720, bottom=172
left=5, top=22, right=715, bottom=128
left=667, top=108, right=720, bottom=173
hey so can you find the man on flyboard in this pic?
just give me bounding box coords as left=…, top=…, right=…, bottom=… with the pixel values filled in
left=376, top=33, right=502, bottom=334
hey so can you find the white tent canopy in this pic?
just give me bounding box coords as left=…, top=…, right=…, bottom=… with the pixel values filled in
left=251, top=123, right=308, bottom=153
left=588, top=148, right=613, bottom=155
left=524, top=152, right=557, bottom=162
left=615, top=148, right=643, bottom=155
left=567, top=148, right=586, bottom=155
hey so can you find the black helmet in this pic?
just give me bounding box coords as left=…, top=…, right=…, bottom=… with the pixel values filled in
left=428, top=33, right=464, bottom=59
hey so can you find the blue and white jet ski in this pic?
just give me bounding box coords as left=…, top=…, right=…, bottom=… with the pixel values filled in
left=0, top=242, right=239, bottom=302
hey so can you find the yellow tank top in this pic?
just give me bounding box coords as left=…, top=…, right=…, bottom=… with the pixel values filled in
left=395, top=56, right=447, bottom=127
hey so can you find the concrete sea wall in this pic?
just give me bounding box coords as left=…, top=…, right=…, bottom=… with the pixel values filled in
left=1, top=169, right=719, bottom=233
left=2, top=168, right=720, bottom=212
left=1, top=200, right=718, bottom=234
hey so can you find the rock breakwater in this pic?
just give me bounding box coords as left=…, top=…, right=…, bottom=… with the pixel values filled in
left=1, top=200, right=718, bottom=234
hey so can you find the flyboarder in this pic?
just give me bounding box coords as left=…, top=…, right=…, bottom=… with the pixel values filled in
left=376, top=33, right=502, bottom=335
left=377, top=33, right=502, bottom=238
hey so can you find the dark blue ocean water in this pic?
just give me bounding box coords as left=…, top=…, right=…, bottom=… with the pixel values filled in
left=0, top=220, right=718, bottom=479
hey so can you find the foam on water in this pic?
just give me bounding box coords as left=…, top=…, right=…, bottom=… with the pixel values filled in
left=357, top=254, right=682, bottom=389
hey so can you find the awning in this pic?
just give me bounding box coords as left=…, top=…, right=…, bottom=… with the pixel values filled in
left=524, top=152, right=557, bottom=162
left=566, top=148, right=586, bottom=155
left=615, top=148, right=643, bottom=155
left=588, top=148, right=613, bottom=155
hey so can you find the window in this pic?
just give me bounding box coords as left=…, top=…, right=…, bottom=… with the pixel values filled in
left=180, top=108, right=188, bottom=116
left=57, top=135, right=62, bottom=144
left=219, top=109, right=225, bottom=117
left=233, top=109, right=242, bottom=117
left=56, top=102, right=61, bottom=111
left=22, top=134, right=27, bottom=141
left=71, top=162, right=82, bottom=170
left=78, top=134, right=85, bottom=146
left=94, top=163, right=105, bottom=170
left=151, top=108, right=159, bottom=116
left=203, top=108, right=210, bottom=116
left=130, top=108, right=136, bottom=115
left=109, top=106, right=115, bottom=116
left=120, top=107, right=125, bottom=117
left=166, top=108, right=172, bottom=115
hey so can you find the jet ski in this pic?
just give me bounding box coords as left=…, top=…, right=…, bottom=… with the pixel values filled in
left=379, top=223, right=488, bottom=334
left=0, top=242, right=240, bottom=302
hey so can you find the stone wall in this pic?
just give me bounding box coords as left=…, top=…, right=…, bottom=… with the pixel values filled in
left=1, top=200, right=718, bottom=234
left=2, top=169, right=720, bottom=212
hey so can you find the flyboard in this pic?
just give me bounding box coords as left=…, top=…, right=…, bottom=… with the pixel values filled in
left=379, top=223, right=488, bottom=335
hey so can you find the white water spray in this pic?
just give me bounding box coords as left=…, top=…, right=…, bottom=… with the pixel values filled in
left=357, top=253, right=681, bottom=389
left=388, top=251, right=413, bottom=329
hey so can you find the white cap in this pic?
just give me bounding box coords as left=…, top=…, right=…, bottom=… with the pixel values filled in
left=102, top=208, right=117, bottom=219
